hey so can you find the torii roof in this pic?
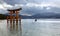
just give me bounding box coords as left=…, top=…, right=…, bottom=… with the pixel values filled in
left=7, top=8, right=22, bottom=11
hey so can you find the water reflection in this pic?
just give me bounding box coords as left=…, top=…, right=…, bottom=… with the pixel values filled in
left=7, top=19, right=22, bottom=36
left=1, top=19, right=60, bottom=36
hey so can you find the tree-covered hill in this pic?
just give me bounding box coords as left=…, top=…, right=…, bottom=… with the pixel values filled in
left=0, top=14, right=6, bottom=20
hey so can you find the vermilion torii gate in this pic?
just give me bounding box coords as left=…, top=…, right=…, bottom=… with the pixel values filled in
left=7, top=8, right=22, bottom=31
left=7, top=8, right=22, bottom=23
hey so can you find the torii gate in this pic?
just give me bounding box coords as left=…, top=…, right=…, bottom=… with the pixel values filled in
left=7, top=8, right=22, bottom=31
left=7, top=8, right=22, bottom=23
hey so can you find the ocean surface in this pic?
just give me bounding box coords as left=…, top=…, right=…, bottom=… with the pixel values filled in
left=0, top=19, right=60, bottom=36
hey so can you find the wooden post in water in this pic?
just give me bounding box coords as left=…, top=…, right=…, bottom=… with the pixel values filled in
left=7, top=16, right=9, bottom=24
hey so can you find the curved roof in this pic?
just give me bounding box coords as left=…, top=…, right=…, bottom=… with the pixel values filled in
left=7, top=8, right=22, bottom=11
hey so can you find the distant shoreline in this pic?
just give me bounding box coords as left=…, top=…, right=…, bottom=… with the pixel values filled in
left=1, top=14, right=60, bottom=19
left=0, top=18, right=60, bottom=20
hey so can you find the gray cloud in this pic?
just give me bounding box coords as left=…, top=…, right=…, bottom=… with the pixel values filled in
left=3, top=0, right=27, bottom=5
left=1, top=0, right=60, bottom=5
left=20, top=4, right=60, bottom=15
left=0, top=0, right=60, bottom=7
left=0, top=0, right=60, bottom=15
left=0, top=9, right=8, bottom=14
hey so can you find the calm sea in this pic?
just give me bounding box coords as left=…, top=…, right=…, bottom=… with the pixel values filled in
left=0, top=19, right=60, bottom=36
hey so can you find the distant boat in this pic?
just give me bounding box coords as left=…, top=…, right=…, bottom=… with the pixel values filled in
left=35, top=19, right=37, bottom=21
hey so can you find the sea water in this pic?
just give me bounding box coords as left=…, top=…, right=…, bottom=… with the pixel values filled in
left=0, top=19, right=60, bottom=36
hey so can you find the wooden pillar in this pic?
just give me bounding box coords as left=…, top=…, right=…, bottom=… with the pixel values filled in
left=15, top=11, right=19, bottom=31
left=7, top=16, right=9, bottom=24
left=19, top=16, right=22, bottom=36
left=9, top=11, right=13, bottom=31
left=7, top=16, right=9, bottom=27
left=13, top=16, right=15, bottom=24
left=16, top=11, right=19, bottom=24
left=19, top=16, right=21, bottom=25
left=13, top=16, right=15, bottom=30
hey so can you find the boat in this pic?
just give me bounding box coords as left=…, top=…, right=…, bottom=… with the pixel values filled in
left=35, top=19, right=37, bottom=21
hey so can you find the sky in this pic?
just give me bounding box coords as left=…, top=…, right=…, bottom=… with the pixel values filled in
left=0, top=0, right=60, bottom=15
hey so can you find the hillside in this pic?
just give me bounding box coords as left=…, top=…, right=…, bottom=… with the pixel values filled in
left=0, top=14, right=6, bottom=20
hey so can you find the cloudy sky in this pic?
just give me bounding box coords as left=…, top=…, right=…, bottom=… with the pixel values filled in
left=0, top=0, right=60, bottom=15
